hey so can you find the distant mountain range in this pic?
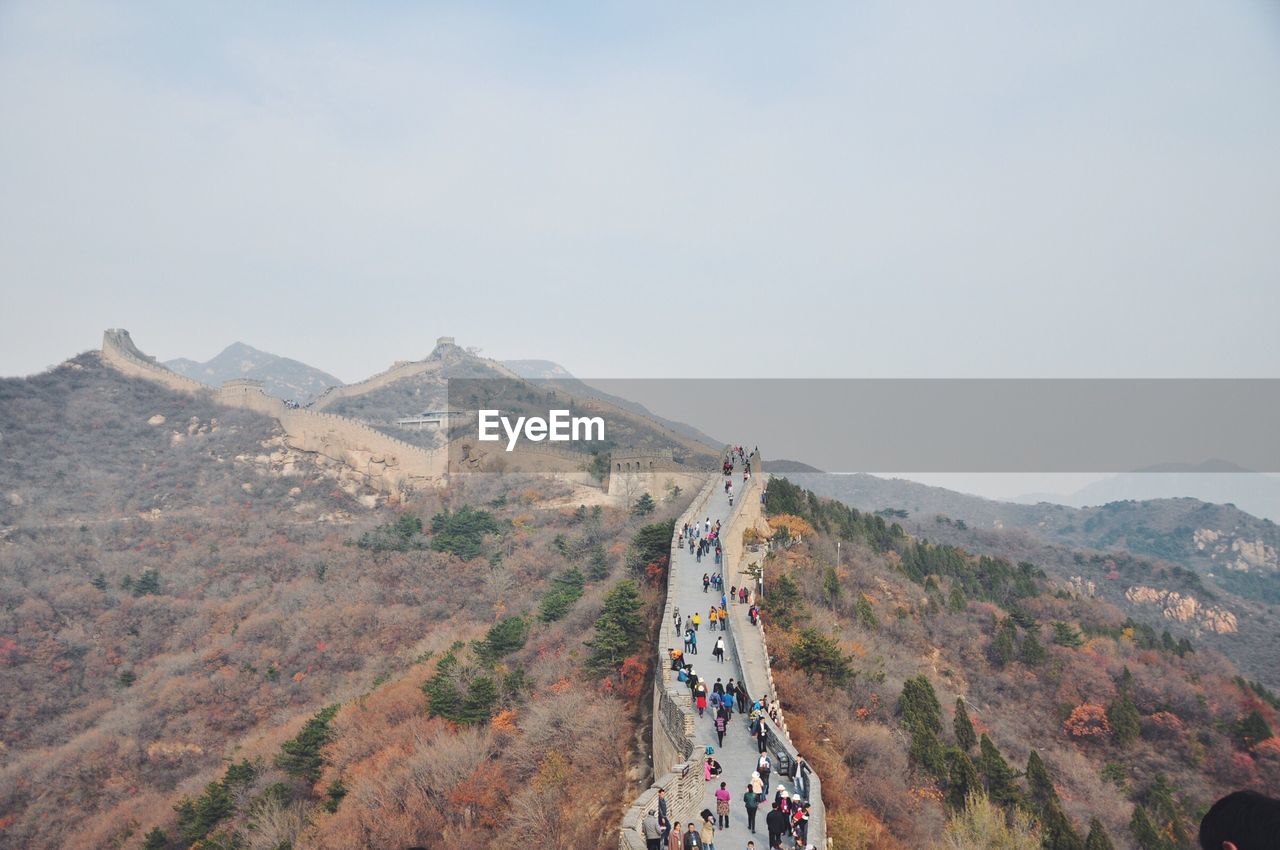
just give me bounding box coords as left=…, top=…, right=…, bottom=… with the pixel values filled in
left=167, top=342, right=341, bottom=404
left=1012, top=469, right=1280, bottom=524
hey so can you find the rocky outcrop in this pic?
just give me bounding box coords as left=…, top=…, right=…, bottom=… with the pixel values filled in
left=1125, top=585, right=1239, bottom=633
left=1194, top=527, right=1278, bottom=573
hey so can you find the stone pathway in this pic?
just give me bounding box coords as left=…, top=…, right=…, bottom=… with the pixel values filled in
left=672, top=462, right=786, bottom=848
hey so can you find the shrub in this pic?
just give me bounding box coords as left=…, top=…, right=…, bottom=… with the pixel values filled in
left=585, top=580, right=646, bottom=674
left=539, top=568, right=585, bottom=622
left=475, top=616, right=528, bottom=664
left=356, top=514, right=427, bottom=552
left=938, top=792, right=1039, bottom=850
left=430, top=505, right=500, bottom=560
left=1062, top=704, right=1110, bottom=740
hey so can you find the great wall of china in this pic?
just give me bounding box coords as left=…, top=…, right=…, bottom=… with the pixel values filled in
left=100, top=329, right=711, bottom=500
left=620, top=464, right=827, bottom=849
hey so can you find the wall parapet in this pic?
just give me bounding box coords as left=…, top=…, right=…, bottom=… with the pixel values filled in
left=619, top=476, right=716, bottom=850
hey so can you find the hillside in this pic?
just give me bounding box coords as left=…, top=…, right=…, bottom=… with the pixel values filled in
left=166, top=342, right=342, bottom=404
left=0, top=353, right=686, bottom=849
left=316, top=345, right=723, bottom=465
left=794, top=474, right=1280, bottom=605
left=757, top=477, right=1280, bottom=850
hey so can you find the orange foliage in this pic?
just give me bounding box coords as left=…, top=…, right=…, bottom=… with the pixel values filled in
left=1063, top=703, right=1111, bottom=739
left=490, top=708, right=519, bottom=734
left=769, top=514, right=816, bottom=539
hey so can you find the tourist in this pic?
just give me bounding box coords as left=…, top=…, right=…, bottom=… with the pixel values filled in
left=715, top=781, right=732, bottom=829
left=643, top=809, right=663, bottom=850
left=668, top=822, right=683, bottom=850
left=757, top=752, right=772, bottom=790
left=701, top=813, right=717, bottom=850
left=658, top=789, right=670, bottom=843
left=743, top=783, right=761, bottom=833
left=713, top=636, right=725, bottom=664
left=757, top=720, right=770, bottom=754
left=714, top=712, right=727, bottom=747
left=765, top=802, right=788, bottom=850
left=684, top=821, right=703, bottom=849
left=1199, top=790, right=1280, bottom=850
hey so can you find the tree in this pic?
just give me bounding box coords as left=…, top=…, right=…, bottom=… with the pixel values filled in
left=627, top=520, right=675, bottom=574
left=1040, top=799, right=1084, bottom=850
left=854, top=593, right=879, bottom=630
left=1107, top=692, right=1141, bottom=747
left=822, top=567, right=842, bottom=610
left=1084, top=818, right=1116, bottom=850
left=1062, top=704, right=1111, bottom=740
left=539, top=568, right=585, bottom=622
left=1025, top=750, right=1056, bottom=805
left=430, top=505, right=500, bottom=560
left=978, top=734, right=1019, bottom=808
left=585, top=580, right=646, bottom=674
left=1238, top=710, right=1274, bottom=747
left=1128, top=806, right=1162, bottom=850
left=910, top=725, right=947, bottom=779
left=1019, top=629, right=1047, bottom=666
left=423, top=648, right=500, bottom=725
left=1051, top=621, right=1084, bottom=648
left=764, top=572, right=804, bottom=629
left=954, top=698, right=977, bottom=752
left=587, top=545, right=610, bottom=581
left=632, top=492, right=656, bottom=516
left=945, top=748, right=980, bottom=811
left=899, top=674, right=943, bottom=734
left=274, top=704, right=339, bottom=784
left=791, top=628, right=854, bottom=687
left=949, top=585, right=967, bottom=612
left=475, top=616, right=527, bottom=664
left=132, top=568, right=161, bottom=596
left=91, top=573, right=107, bottom=591
left=991, top=618, right=1016, bottom=667
left=141, top=827, right=169, bottom=850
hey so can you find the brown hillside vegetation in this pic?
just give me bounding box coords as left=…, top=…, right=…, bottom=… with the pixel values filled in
left=0, top=356, right=681, bottom=849
left=760, top=478, right=1280, bottom=850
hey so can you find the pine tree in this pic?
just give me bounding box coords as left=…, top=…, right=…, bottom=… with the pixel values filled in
left=1084, top=818, right=1116, bottom=850
left=909, top=726, right=947, bottom=779
left=91, top=573, right=108, bottom=591
left=585, top=580, right=646, bottom=674
left=948, top=585, right=967, bottom=612
left=1128, top=806, right=1162, bottom=850
left=978, top=734, right=1019, bottom=808
left=1025, top=750, right=1057, bottom=805
left=587, top=545, right=610, bottom=581
left=945, top=747, right=979, bottom=811
left=141, top=827, right=169, bottom=850
left=1020, top=629, right=1048, bottom=666
left=855, top=593, right=878, bottom=629
left=899, top=674, right=943, bottom=733
left=954, top=698, right=977, bottom=753
left=1041, top=798, right=1084, bottom=850
left=1238, top=709, right=1273, bottom=746
left=991, top=618, right=1016, bottom=667
left=274, top=704, right=339, bottom=783
left=1107, top=692, right=1141, bottom=747
left=632, top=492, right=656, bottom=516
left=822, top=567, right=842, bottom=609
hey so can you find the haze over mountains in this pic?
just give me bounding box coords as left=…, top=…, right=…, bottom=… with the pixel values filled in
left=166, top=342, right=342, bottom=405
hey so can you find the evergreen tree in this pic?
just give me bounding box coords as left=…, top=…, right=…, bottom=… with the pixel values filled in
left=141, top=827, right=169, bottom=850
left=1025, top=750, right=1057, bottom=805
left=945, top=747, right=979, bottom=811
left=1051, top=621, right=1084, bottom=648
left=274, top=704, right=339, bottom=783
left=948, top=585, right=967, bottom=612
left=587, top=544, right=610, bottom=581
left=632, top=492, right=656, bottom=516
left=1128, top=806, right=1162, bottom=850
left=1107, top=692, right=1141, bottom=747
left=132, top=569, right=161, bottom=596
left=1020, top=629, right=1048, bottom=666
left=954, top=698, right=977, bottom=752
left=1041, top=798, right=1084, bottom=850
left=791, top=628, right=854, bottom=686
left=909, top=726, right=947, bottom=778
left=584, top=580, right=646, bottom=674
left=822, top=567, right=842, bottom=609
left=1175, top=637, right=1193, bottom=657
left=899, top=674, right=943, bottom=733
left=1238, top=709, right=1273, bottom=746
left=978, top=734, right=1019, bottom=808
left=991, top=617, right=1017, bottom=667
left=539, top=568, right=585, bottom=622
left=1084, top=818, right=1116, bottom=850
left=475, top=616, right=527, bottom=664
left=855, top=593, right=879, bottom=629
left=91, top=573, right=108, bottom=591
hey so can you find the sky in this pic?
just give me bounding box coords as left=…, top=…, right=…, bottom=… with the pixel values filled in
left=2, top=1, right=1278, bottom=385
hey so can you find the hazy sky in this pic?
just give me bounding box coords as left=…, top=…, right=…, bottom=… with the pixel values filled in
left=2, top=1, right=1279, bottom=383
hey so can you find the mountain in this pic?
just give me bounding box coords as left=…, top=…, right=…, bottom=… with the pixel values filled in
left=1066, top=471, right=1280, bottom=523
left=785, top=472, right=1280, bottom=688
left=0, top=349, right=673, bottom=850
left=758, top=476, right=1280, bottom=850
left=501, top=358, right=724, bottom=449
left=165, top=341, right=341, bottom=404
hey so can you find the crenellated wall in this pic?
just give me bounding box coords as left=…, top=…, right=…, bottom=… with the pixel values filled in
left=102, top=330, right=450, bottom=495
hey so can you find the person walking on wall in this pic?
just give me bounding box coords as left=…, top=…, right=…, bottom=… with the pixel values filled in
left=743, top=784, right=761, bottom=834
left=713, top=636, right=725, bottom=663
left=714, top=711, right=727, bottom=747
left=715, top=781, right=732, bottom=829
left=683, top=821, right=703, bottom=849
left=667, top=822, right=683, bottom=850
left=700, top=813, right=716, bottom=850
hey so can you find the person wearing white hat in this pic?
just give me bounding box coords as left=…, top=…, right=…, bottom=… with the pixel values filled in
left=750, top=771, right=763, bottom=795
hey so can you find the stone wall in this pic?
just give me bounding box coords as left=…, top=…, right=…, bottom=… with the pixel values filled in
left=723, top=470, right=828, bottom=847
left=102, top=330, right=449, bottom=496
left=619, top=477, right=717, bottom=850
left=308, top=358, right=442, bottom=411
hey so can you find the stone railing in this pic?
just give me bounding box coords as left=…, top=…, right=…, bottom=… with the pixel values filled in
left=619, top=476, right=716, bottom=850
left=723, top=471, right=828, bottom=848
